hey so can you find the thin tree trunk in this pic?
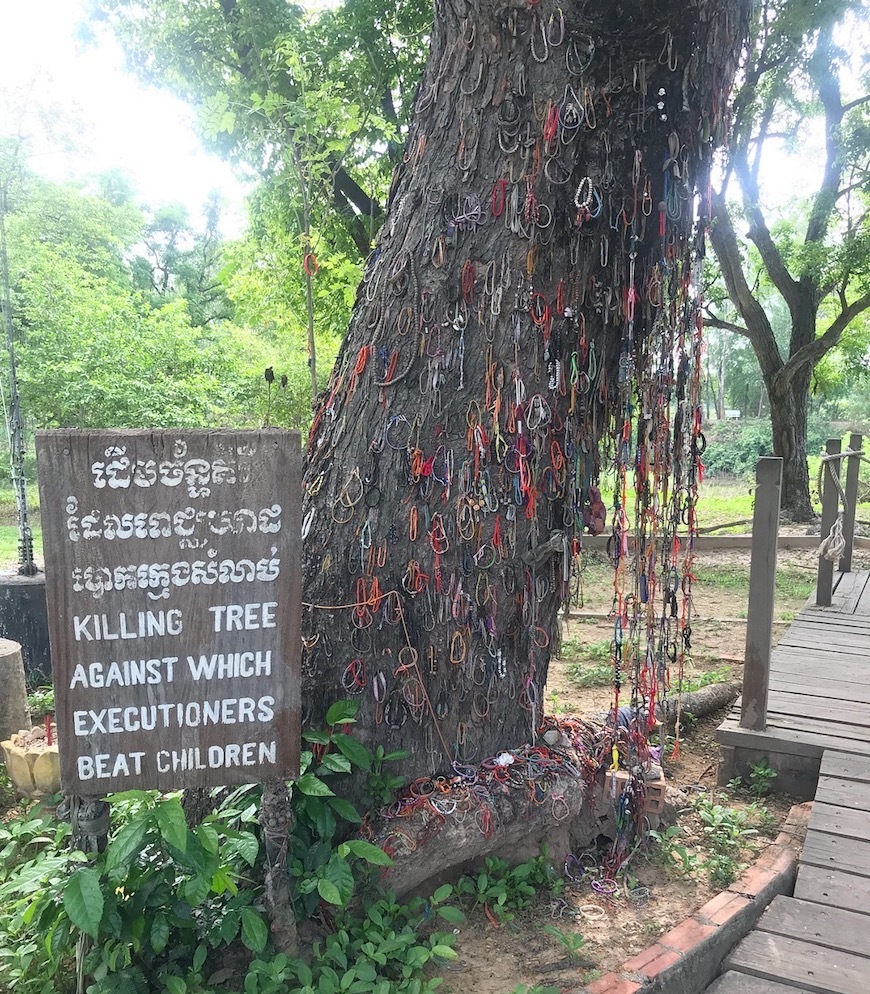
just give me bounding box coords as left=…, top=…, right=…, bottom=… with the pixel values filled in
left=300, top=0, right=749, bottom=775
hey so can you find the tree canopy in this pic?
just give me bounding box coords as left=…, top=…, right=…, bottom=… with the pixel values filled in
left=708, top=0, right=870, bottom=517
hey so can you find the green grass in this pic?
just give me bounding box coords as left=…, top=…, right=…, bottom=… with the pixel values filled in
left=692, top=564, right=814, bottom=601
left=0, top=526, right=43, bottom=567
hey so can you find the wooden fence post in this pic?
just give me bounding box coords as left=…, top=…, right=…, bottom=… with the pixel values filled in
left=839, top=432, right=863, bottom=575
left=741, top=457, right=782, bottom=732
left=817, top=437, right=842, bottom=607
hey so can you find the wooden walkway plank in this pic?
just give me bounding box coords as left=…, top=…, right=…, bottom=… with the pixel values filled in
left=760, top=714, right=870, bottom=746
left=717, top=711, right=869, bottom=758
left=856, top=576, right=870, bottom=617
left=765, top=692, right=870, bottom=730
left=768, top=676, right=870, bottom=706
left=706, top=971, right=813, bottom=994
left=807, top=801, right=870, bottom=840
left=814, top=775, right=870, bottom=811
left=724, top=931, right=869, bottom=994
left=819, top=751, right=870, bottom=782
left=832, top=572, right=870, bottom=614
left=793, top=865, right=870, bottom=917
left=756, top=895, right=870, bottom=958
left=775, top=635, right=870, bottom=656
left=801, top=830, right=870, bottom=877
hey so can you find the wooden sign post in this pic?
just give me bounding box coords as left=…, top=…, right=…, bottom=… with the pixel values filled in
left=36, top=430, right=302, bottom=794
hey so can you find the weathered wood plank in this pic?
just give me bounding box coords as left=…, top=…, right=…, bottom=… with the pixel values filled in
left=796, top=608, right=870, bottom=628
left=724, top=930, right=868, bottom=994
left=757, top=895, right=870, bottom=959
left=768, top=675, right=870, bottom=706
left=765, top=692, right=870, bottom=730
left=819, top=751, right=870, bottom=783
left=776, top=636, right=870, bottom=656
left=772, top=643, right=870, bottom=665
left=807, top=801, right=870, bottom=840
left=801, top=830, right=870, bottom=878
left=705, top=971, right=812, bottom=994
left=716, top=714, right=862, bottom=759
left=762, top=713, right=870, bottom=745
left=797, top=608, right=870, bottom=628
left=794, top=865, right=870, bottom=917
left=814, top=775, right=870, bottom=811
left=768, top=711, right=870, bottom=753
left=827, top=571, right=869, bottom=614
left=857, top=577, right=870, bottom=618
left=835, top=573, right=870, bottom=614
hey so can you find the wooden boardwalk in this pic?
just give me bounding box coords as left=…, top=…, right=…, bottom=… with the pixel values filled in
left=708, top=750, right=870, bottom=994
left=716, top=570, right=870, bottom=796
left=708, top=570, right=870, bottom=993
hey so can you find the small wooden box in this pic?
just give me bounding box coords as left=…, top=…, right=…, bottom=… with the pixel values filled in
left=604, top=769, right=667, bottom=815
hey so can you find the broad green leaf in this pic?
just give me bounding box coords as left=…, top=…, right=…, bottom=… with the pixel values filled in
left=150, top=914, right=169, bottom=954
left=435, top=906, right=465, bottom=924
left=317, top=878, right=342, bottom=905
left=296, top=774, right=334, bottom=797
left=165, top=977, right=187, bottom=994
left=432, top=884, right=453, bottom=904
left=327, top=796, right=363, bottom=824
left=240, top=907, right=268, bottom=952
left=211, top=867, right=238, bottom=896
left=319, top=753, right=352, bottom=774
left=325, top=701, right=359, bottom=726
left=303, top=730, right=331, bottom=745
left=105, top=810, right=151, bottom=882
left=323, top=854, right=354, bottom=905
left=63, top=868, right=103, bottom=939
left=342, top=839, right=393, bottom=866
left=196, top=823, right=219, bottom=855
left=155, top=799, right=188, bottom=853
left=330, top=733, right=371, bottom=772
left=431, top=946, right=458, bottom=960
left=193, top=943, right=207, bottom=972
left=183, top=873, right=211, bottom=907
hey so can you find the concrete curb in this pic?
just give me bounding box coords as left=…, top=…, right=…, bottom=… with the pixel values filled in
left=582, top=802, right=812, bottom=994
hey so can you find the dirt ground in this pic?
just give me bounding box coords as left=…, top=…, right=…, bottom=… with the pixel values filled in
left=437, top=544, right=842, bottom=994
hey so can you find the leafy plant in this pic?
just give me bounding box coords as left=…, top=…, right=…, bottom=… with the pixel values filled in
left=455, top=852, right=562, bottom=923
left=0, top=699, right=407, bottom=993
left=541, top=923, right=588, bottom=964
left=647, top=825, right=700, bottom=876
left=747, top=759, right=778, bottom=798
left=26, top=686, right=54, bottom=720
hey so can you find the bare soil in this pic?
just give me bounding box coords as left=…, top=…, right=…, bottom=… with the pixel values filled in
left=438, top=545, right=843, bottom=994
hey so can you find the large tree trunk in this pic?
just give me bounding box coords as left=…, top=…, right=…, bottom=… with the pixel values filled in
left=769, top=367, right=813, bottom=522
left=300, top=0, right=749, bottom=777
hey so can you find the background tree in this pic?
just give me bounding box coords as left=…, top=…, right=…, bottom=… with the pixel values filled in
left=707, top=0, right=870, bottom=519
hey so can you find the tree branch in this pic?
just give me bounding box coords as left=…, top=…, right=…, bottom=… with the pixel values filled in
left=709, top=189, right=784, bottom=378
left=703, top=310, right=751, bottom=338
left=780, top=290, right=870, bottom=384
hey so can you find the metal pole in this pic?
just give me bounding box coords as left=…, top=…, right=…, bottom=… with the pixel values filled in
left=839, top=432, right=862, bottom=574
left=817, top=437, right=841, bottom=607
left=741, top=456, right=782, bottom=731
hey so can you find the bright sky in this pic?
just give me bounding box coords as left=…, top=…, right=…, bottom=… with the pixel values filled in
left=1, top=0, right=252, bottom=237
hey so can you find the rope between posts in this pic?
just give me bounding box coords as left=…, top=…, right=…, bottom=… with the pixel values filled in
left=817, top=448, right=867, bottom=562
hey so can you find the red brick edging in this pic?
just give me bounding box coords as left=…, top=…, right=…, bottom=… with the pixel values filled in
left=583, top=802, right=812, bottom=994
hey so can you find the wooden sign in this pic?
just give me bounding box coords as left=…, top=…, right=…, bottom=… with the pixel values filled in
left=36, top=430, right=301, bottom=793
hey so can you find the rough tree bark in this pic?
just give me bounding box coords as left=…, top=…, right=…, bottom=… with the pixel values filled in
left=301, top=0, right=748, bottom=775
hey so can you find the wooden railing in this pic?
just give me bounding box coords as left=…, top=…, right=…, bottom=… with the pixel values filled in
left=817, top=432, right=863, bottom=607
left=740, top=434, right=864, bottom=731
